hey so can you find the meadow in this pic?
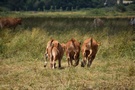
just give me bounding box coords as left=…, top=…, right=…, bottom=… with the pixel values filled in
left=0, top=12, right=135, bottom=90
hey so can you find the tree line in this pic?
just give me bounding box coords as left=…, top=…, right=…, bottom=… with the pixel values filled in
left=0, top=0, right=134, bottom=11
left=0, top=0, right=115, bottom=11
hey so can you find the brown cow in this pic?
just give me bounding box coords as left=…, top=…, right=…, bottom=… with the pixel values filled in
left=0, top=17, right=22, bottom=30
left=81, top=38, right=99, bottom=67
left=65, top=38, right=81, bottom=67
left=44, top=39, right=64, bottom=69
left=93, top=18, right=104, bottom=28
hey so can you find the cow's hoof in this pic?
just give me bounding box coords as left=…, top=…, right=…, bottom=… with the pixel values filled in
left=81, top=61, right=85, bottom=67
left=44, top=65, right=46, bottom=67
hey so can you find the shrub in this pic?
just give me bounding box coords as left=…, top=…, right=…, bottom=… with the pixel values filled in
left=127, top=4, right=135, bottom=11
left=0, top=7, right=10, bottom=11
left=116, top=4, right=126, bottom=12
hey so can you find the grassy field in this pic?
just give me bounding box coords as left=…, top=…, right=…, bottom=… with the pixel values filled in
left=0, top=12, right=135, bottom=89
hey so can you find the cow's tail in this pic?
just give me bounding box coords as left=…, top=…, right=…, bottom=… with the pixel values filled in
left=89, top=38, right=93, bottom=55
left=50, top=39, right=54, bottom=62
left=44, top=39, right=54, bottom=67
left=91, top=38, right=93, bottom=47
left=88, top=38, right=93, bottom=48
left=50, top=39, right=54, bottom=47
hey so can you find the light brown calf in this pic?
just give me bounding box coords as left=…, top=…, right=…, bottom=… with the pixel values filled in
left=81, top=38, right=99, bottom=67
left=44, top=39, right=64, bottom=69
left=93, top=18, right=104, bottom=27
left=65, top=38, right=81, bottom=67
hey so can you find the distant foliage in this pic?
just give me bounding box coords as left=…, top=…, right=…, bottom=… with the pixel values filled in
left=0, top=0, right=135, bottom=11
left=0, top=0, right=112, bottom=11
left=116, top=4, right=126, bottom=12
left=127, top=4, right=135, bottom=11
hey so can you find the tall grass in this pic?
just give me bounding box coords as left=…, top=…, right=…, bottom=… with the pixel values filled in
left=0, top=9, right=135, bottom=18
left=0, top=16, right=135, bottom=89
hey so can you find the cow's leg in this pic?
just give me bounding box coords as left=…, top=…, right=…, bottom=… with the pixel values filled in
left=55, top=63, right=56, bottom=68
left=87, top=54, right=92, bottom=67
left=52, top=60, right=55, bottom=69
left=70, top=59, right=73, bottom=66
left=89, top=55, right=95, bottom=67
left=58, top=59, right=61, bottom=68
left=81, top=51, right=87, bottom=67
left=81, top=57, right=87, bottom=67
left=87, top=55, right=95, bottom=67
left=49, top=56, right=51, bottom=68
left=67, top=57, right=72, bottom=67
left=67, top=53, right=71, bottom=67
left=52, top=56, right=56, bottom=69
left=50, top=56, right=53, bottom=69
left=74, top=53, right=79, bottom=66
left=87, top=58, right=90, bottom=67
left=75, top=59, right=79, bottom=66
left=67, top=58, right=70, bottom=66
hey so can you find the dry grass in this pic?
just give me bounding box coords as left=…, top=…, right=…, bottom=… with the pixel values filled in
left=0, top=58, right=135, bottom=90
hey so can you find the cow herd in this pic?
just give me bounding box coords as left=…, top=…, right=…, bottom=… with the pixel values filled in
left=44, top=38, right=99, bottom=69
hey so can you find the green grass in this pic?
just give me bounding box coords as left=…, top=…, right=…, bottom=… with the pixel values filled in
left=0, top=14, right=135, bottom=89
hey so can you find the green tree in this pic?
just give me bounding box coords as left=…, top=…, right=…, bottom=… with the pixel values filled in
left=119, top=0, right=123, bottom=4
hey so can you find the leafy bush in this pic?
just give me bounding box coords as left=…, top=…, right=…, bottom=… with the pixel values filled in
left=127, top=4, right=135, bottom=11
left=116, top=4, right=126, bottom=12
left=86, top=9, right=106, bottom=16
left=0, top=7, right=10, bottom=11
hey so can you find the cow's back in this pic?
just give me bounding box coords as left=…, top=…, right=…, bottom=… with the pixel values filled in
left=66, top=38, right=81, bottom=52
